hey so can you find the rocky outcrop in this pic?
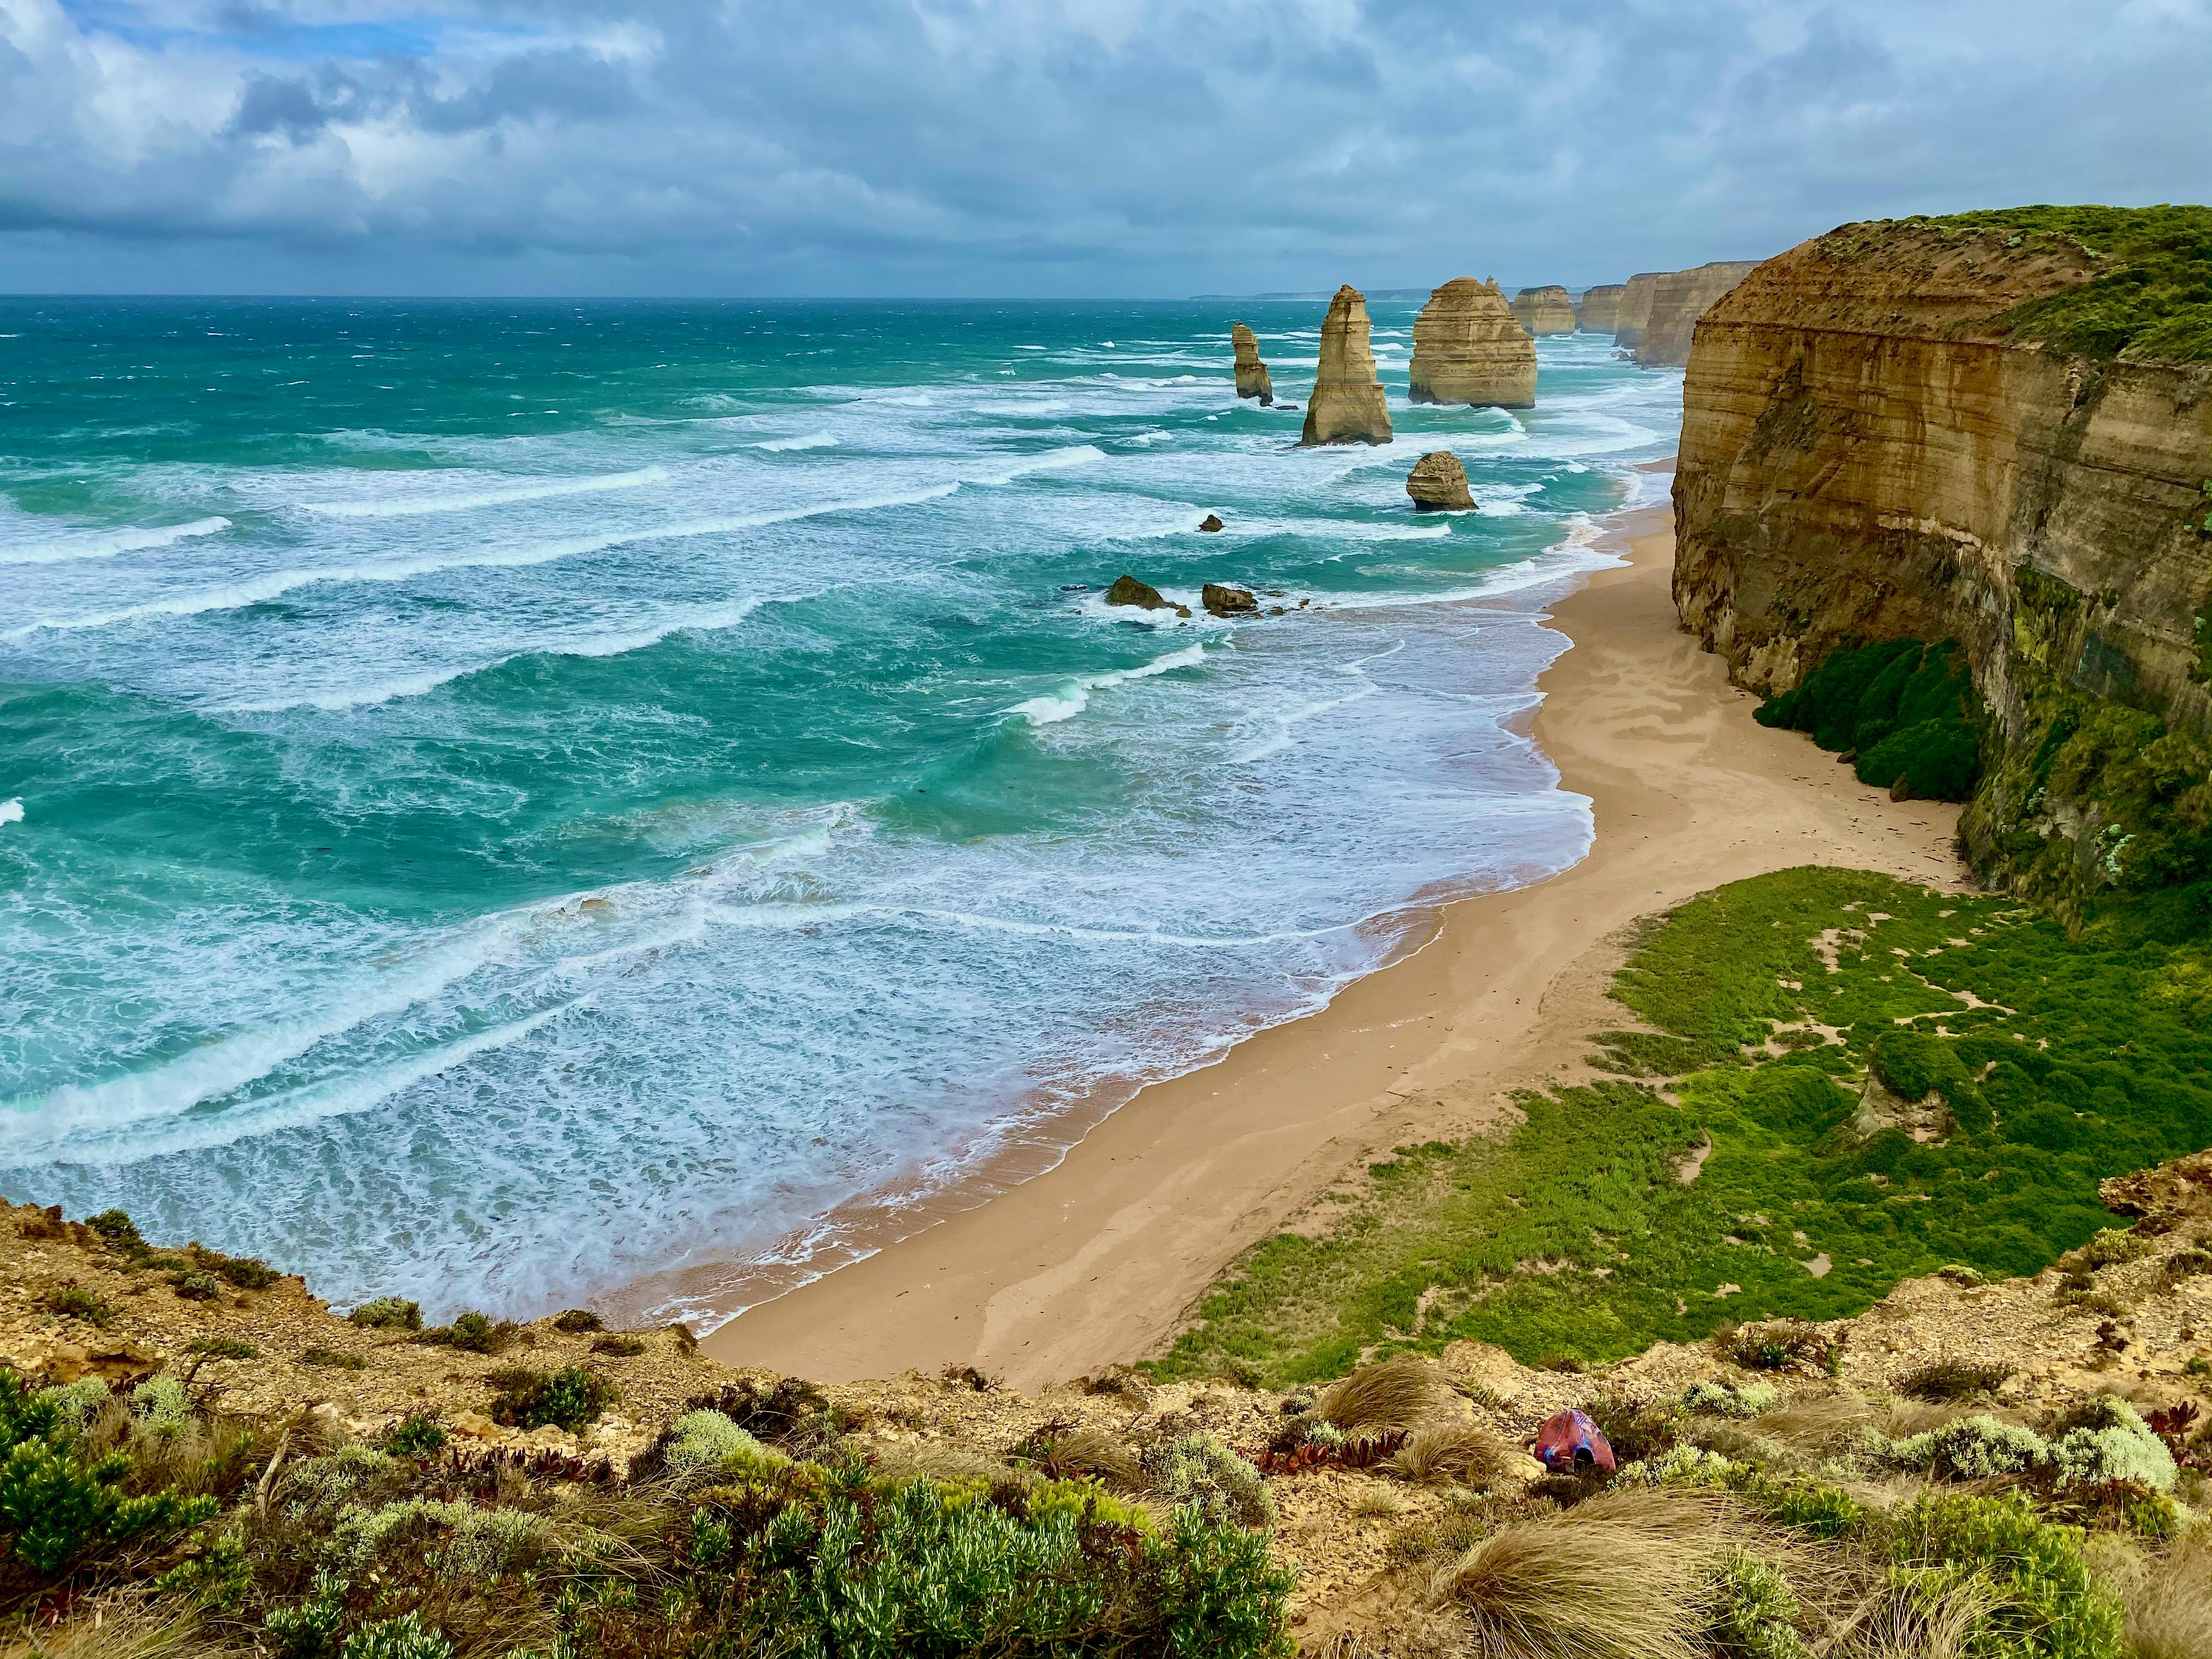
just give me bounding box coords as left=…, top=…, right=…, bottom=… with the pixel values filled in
left=1510, top=285, right=1577, bottom=336
left=1231, top=322, right=1273, bottom=404
left=1199, top=514, right=1224, bottom=533
left=1576, top=284, right=1626, bottom=334
left=1406, top=451, right=1474, bottom=510
left=1106, top=574, right=1169, bottom=610
left=1634, top=261, right=1763, bottom=366
left=1672, top=217, right=2212, bottom=903
left=1407, top=278, right=1536, bottom=408
left=1611, top=272, right=1667, bottom=348
left=1299, top=285, right=1393, bottom=447
left=1203, top=583, right=1257, bottom=617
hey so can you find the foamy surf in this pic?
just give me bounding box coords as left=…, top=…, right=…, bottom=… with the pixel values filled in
left=301, top=466, right=670, bottom=517
left=1006, top=642, right=1207, bottom=725
left=0, top=515, right=232, bottom=566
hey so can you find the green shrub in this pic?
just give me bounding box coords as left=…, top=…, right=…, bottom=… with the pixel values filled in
left=486, top=1365, right=616, bottom=1433
left=664, top=1409, right=787, bottom=1476
left=173, top=1270, right=222, bottom=1301
left=347, top=1297, right=423, bottom=1331
left=1141, top=1431, right=1276, bottom=1529
left=590, top=1334, right=647, bottom=1357
left=1707, top=1547, right=1812, bottom=1659
left=341, top=1612, right=453, bottom=1659
left=2046, top=1396, right=2176, bottom=1491
left=1898, top=1358, right=2014, bottom=1401
left=1681, top=1380, right=1779, bottom=1418
left=132, top=1374, right=192, bottom=1438
left=301, top=1347, right=368, bottom=1372
left=550, top=1308, right=604, bottom=1333
left=1883, top=1490, right=2123, bottom=1659
left=1887, top=1414, right=2049, bottom=1481
left=39, top=1283, right=114, bottom=1327
left=0, top=1370, right=216, bottom=1575
left=415, top=1310, right=521, bottom=1355
left=264, top=1571, right=348, bottom=1657
left=1757, top=639, right=1983, bottom=801
left=385, top=1414, right=448, bottom=1458
left=85, top=1209, right=145, bottom=1252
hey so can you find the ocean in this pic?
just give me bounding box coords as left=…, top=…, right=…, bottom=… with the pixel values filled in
left=0, top=297, right=1681, bottom=1325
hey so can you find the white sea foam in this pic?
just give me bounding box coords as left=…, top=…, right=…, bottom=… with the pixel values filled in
left=0, top=799, right=20, bottom=828
left=0, top=516, right=232, bottom=566
left=301, top=466, right=669, bottom=518
left=1007, top=642, right=1206, bottom=725
left=754, top=432, right=838, bottom=452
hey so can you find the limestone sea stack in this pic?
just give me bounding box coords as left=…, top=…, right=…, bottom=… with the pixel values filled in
left=1576, top=284, right=1626, bottom=334
left=1230, top=323, right=1274, bottom=404
left=1510, top=285, right=1577, bottom=336
left=1634, top=261, right=1763, bottom=366
left=1405, top=451, right=1474, bottom=511
left=1611, top=272, right=1667, bottom=348
left=1299, top=285, right=1393, bottom=447
left=1407, top=278, right=1536, bottom=408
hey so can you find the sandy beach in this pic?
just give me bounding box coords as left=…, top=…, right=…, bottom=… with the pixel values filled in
left=706, top=491, right=1971, bottom=1390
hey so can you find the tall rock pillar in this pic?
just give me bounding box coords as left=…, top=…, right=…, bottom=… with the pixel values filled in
left=1408, top=277, right=1536, bottom=408
left=1231, top=322, right=1274, bottom=404
left=1299, top=285, right=1393, bottom=447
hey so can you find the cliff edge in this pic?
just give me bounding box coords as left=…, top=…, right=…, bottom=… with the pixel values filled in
left=1674, top=207, right=2212, bottom=912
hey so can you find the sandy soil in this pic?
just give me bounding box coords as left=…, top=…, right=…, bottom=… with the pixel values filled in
left=704, top=505, right=1970, bottom=1390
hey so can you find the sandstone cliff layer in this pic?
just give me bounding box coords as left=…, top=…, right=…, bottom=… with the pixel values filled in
left=1231, top=321, right=1273, bottom=404
left=1510, top=284, right=1577, bottom=336
left=1576, top=283, right=1625, bottom=334
left=1300, top=284, right=1393, bottom=446
left=1407, top=277, right=1536, bottom=408
left=1673, top=217, right=2212, bottom=904
left=1406, top=450, right=1474, bottom=510
left=1634, top=260, right=1763, bottom=366
left=1611, top=271, right=1667, bottom=348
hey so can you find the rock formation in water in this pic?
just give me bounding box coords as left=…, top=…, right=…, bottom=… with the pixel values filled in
left=1199, top=514, right=1224, bottom=532
left=1405, top=451, right=1474, bottom=511
left=1105, top=574, right=1169, bottom=610
left=1611, top=272, right=1667, bottom=348
left=1576, top=284, right=1626, bottom=334
left=1230, top=323, right=1274, bottom=404
left=1633, top=261, right=1762, bottom=366
left=1672, top=212, right=2212, bottom=905
left=1510, top=285, right=1577, bottom=336
left=1299, top=286, right=1393, bottom=447
left=1407, top=278, right=1536, bottom=408
left=1203, top=583, right=1257, bottom=617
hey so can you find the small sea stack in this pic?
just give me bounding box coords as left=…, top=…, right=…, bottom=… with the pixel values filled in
left=1407, top=278, right=1536, bottom=409
left=1576, top=283, right=1626, bottom=334
left=1611, top=271, right=1666, bottom=348
left=1105, top=574, right=1169, bottom=609
left=1203, top=583, right=1257, bottom=617
left=1298, top=285, right=1393, bottom=447
left=1405, top=451, right=1474, bottom=511
left=1510, top=285, right=1577, bottom=336
left=1230, top=323, right=1273, bottom=404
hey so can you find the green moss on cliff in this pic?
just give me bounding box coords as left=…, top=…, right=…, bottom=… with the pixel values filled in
left=1155, top=867, right=2212, bottom=1384
left=1756, top=639, right=1983, bottom=801
left=1911, top=203, right=2212, bottom=362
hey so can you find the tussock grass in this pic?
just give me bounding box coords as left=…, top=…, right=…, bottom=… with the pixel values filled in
left=1383, top=1421, right=1517, bottom=1488
left=2122, top=1538, right=2212, bottom=1659
left=1431, top=1488, right=1743, bottom=1659
left=1316, top=1356, right=1452, bottom=1437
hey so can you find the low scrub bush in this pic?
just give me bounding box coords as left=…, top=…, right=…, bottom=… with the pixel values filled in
left=39, top=1284, right=113, bottom=1327
left=300, top=1347, right=368, bottom=1372
left=663, top=1408, right=788, bottom=1477
left=1681, top=1380, right=1780, bottom=1419
left=384, top=1415, right=447, bottom=1457
left=1882, top=1489, right=2123, bottom=1659
left=1898, top=1357, right=2014, bottom=1401
left=588, top=1334, right=646, bottom=1357
left=484, top=1366, right=616, bottom=1433
left=1757, top=638, right=1982, bottom=801
left=1141, top=1431, right=1276, bottom=1529
left=549, top=1308, right=603, bottom=1333
left=346, top=1297, right=421, bottom=1331
left=414, top=1310, right=521, bottom=1355
left=1722, top=1321, right=1839, bottom=1375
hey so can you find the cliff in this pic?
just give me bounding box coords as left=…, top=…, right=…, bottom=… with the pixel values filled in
left=1509, top=284, right=1577, bottom=336
left=1230, top=321, right=1273, bottom=404
left=1407, top=276, right=1536, bottom=407
left=1611, top=270, right=1666, bottom=347
left=1633, top=259, right=1762, bottom=365
left=1300, top=284, right=1393, bottom=445
left=1673, top=208, right=2212, bottom=911
left=1576, top=282, right=1625, bottom=334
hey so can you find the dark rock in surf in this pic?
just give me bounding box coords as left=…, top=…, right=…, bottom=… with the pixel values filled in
left=1203, top=583, right=1257, bottom=617
left=1199, top=514, right=1224, bottom=532
left=1106, top=574, right=1170, bottom=610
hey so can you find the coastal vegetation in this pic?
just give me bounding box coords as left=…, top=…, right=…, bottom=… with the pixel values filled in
left=1754, top=639, right=1983, bottom=802
left=1156, top=865, right=2212, bottom=1383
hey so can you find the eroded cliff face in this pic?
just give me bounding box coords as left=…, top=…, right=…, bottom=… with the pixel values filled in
left=1634, top=261, right=1762, bottom=366
left=1231, top=321, right=1273, bottom=404
left=1510, top=284, right=1577, bottom=336
left=1408, top=276, right=1536, bottom=407
left=1300, top=284, right=1393, bottom=446
left=1576, top=283, right=1625, bottom=334
left=1674, top=221, right=2212, bottom=901
left=1611, top=271, right=1666, bottom=348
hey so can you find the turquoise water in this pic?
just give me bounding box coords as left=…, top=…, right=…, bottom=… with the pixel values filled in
left=0, top=297, right=1680, bottom=1323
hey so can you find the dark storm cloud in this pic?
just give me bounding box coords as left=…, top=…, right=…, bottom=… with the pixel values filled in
left=2, top=0, right=2208, bottom=294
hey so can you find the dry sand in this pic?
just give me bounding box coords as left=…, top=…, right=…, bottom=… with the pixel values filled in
left=706, top=504, right=1969, bottom=1390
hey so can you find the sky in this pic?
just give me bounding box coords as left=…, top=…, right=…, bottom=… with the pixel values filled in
left=2, top=0, right=2208, bottom=297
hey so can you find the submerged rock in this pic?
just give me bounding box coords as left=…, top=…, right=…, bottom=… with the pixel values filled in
left=1105, top=574, right=1169, bottom=610
left=1199, top=514, right=1224, bottom=532
left=1202, top=583, right=1257, bottom=617
left=1405, top=451, right=1474, bottom=511
left=1408, top=278, right=1535, bottom=409
left=1230, top=323, right=1274, bottom=404
left=1510, top=285, right=1577, bottom=336
left=1298, top=286, right=1393, bottom=447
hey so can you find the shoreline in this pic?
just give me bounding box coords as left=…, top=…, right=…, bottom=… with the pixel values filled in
left=701, top=482, right=1970, bottom=1390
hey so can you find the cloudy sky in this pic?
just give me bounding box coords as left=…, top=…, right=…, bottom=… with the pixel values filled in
left=3, top=0, right=2208, bottom=296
